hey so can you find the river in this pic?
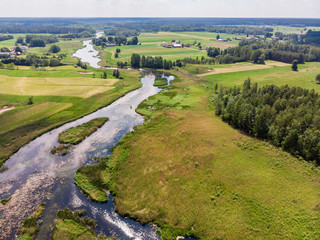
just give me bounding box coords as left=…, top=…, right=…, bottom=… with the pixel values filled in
left=0, top=33, right=174, bottom=239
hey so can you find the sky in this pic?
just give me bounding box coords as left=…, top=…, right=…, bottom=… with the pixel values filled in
left=0, top=0, right=319, bottom=18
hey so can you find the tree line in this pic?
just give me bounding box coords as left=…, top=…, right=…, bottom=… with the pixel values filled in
left=130, top=54, right=174, bottom=69
left=0, top=35, right=14, bottom=42
left=1, top=53, right=62, bottom=67
left=92, top=36, right=139, bottom=46
left=215, top=79, right=320, bottom=164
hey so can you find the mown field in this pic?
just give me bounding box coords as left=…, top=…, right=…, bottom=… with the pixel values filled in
left=98, top=31, right=240, bottom=66
left=0, top=66, right=142, bottom=169
left=82, top=65, right=320, bottom=239
left=197, top=61, right=320, bottom=91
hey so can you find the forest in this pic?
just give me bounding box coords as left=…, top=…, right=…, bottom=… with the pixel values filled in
left=215, top=79, right=320, bottom=163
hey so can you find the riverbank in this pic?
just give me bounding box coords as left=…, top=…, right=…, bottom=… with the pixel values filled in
left=78, top=69, right=320, bottom=239
left=0, top=69, right=142, bottom=171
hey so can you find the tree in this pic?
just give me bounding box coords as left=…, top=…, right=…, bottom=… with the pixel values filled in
left=216, top=35, right=220, bottom=40
left=115, top=52, right=119, bottom=58
left=49, top=45, right=61, bottom=53
left=49, top=58, right=61, bottom=67
left=130, top=53, right=140, bottom=68
left=15, top=46, right=22, bottom=53
left=251, top=49, right=264, bottom=64
left=103, top=71, right=107, bottom=79
left=16, top=37, right=24, bottom=44
left=28, top=96, right=33, bottom=105
left=116, top=48, right=121, bottom=53
left=291, top=60, right=298, bottom=71
left=316, top=74, right=320, bottom=83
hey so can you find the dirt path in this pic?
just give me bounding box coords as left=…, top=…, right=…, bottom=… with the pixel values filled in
left=0, top=106, right=15, bottom=115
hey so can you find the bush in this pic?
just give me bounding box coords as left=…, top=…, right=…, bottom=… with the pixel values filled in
left=49, top=45, right=61, bottom=53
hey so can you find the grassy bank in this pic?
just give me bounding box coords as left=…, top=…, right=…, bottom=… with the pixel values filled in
left=0, top=69, right=142, bottom=169
left=153, top=78, right=168, bottom=87
left=52, top=208, right=112, bottom=240
left=76, top=69, right=320, bottom=239
left=59, top=117, right=108, bottom=145
left=17, top=203, right=46, bottom=240
left=74, top=158, right=111, bottom=202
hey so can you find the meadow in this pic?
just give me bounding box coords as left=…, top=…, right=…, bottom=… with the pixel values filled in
left=199, top=61, right=320, bottom=91
left=100, top=69, right=320, bottom=239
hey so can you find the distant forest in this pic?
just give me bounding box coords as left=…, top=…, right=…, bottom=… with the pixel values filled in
left=0, top=18, right=320, bottom=34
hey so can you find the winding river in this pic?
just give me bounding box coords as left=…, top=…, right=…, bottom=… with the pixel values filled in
left=0, top=33, right=174, bottom=239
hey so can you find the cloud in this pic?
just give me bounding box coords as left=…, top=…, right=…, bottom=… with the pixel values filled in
left=0, top=0, right=319, bottom=17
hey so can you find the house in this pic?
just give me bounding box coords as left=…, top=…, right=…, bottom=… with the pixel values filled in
left=105, top=43, right=116, bottom=47
left=172, top=43, right=182, bottom=48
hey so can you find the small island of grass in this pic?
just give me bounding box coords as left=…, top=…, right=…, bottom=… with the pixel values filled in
left=59, top=117, right=109, bottom=145
left=51, top=117, right=108, bottom=155
left=52, top=208, right=111, bottom=240
left=74, top=158, right=111, bottom=202
left=153, top=77, right=168, bottom=87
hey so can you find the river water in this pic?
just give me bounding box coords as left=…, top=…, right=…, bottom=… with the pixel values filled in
left=0, top=33, right=175, bottom=239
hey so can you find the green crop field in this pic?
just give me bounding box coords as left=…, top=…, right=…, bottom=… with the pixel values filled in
left=98, top=31, right=240, bottom=66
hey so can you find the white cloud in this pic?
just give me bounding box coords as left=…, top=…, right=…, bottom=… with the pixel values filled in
left=0, top=0, right=319, bottom=17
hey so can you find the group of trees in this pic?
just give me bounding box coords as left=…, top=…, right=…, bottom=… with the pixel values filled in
left=131, top=54, right=174, bottom=69
left=104, top=24, right=274, bottom=36
left=0, top=25, right=95, bottom=34
left=239, top=39, right=320, bottom=62
left=60, top=30, right=95, bottom=39
left=1, top=53, right=61, bottom=67
left=112, top=69, right=120, bottom=78
left=216, top=79, right=320, bottom=163
left=25, top=35, right=59, bottom=47
left=206, top=46, right=265, bottom=64
left=92, top=36, right=139, bottom=47
left=0, top=35, right=14, bottom=42
left=76, top=60, right=88, bottom=70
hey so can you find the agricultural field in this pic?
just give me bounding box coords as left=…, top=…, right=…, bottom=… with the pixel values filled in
left=96, top=68, right=320, bottom=239
left=0, top=66, right=142, bottom=168
left=199, top=61, right=320, bottom=91
left=98, top=31, right=241, bottom=66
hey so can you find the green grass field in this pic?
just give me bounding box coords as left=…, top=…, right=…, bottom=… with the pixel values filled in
left=98, top=31, right=240, bottom=66
left=76, top=67, right=320, bottom=239
left=200, top=61, right=320, bottom=91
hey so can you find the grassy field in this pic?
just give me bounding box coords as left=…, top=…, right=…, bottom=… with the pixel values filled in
left=75, top=68, right=320, bottom=240
left=199, top=61, right=320, bottom=91
left=0, top=68, right=142, bottom=169
left=98, top=31, right=240, bottom=66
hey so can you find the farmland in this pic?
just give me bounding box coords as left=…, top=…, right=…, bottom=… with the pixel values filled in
left=1, top=16, right=320, bottom=240
left=0, top=66, right=142, bottom=169
left=98, top=31, right=240, bottom=66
